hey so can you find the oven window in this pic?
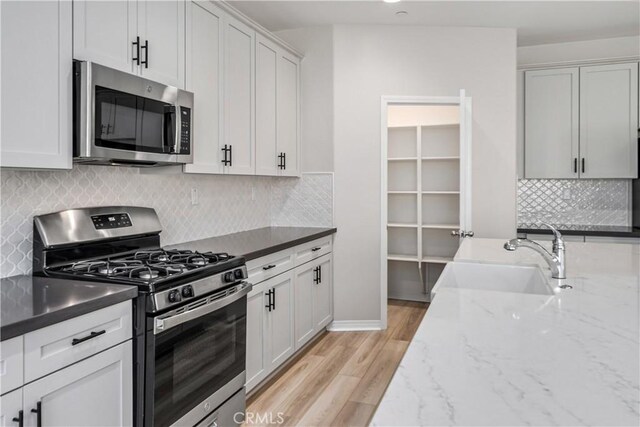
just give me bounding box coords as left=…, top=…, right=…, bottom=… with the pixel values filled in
left=94, top=86, right=175, bottom=153
left=153, top=296, right=246, bottom=427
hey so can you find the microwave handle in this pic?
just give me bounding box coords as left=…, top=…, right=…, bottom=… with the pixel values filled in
left=173, top=106, right=182, bottom=154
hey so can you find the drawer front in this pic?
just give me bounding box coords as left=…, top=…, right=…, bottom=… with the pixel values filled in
left=24, top=301, right=132, bottom=382
left=247, top=249, right=294, bottom=285
left=294, top=236, right=333, bottom=266
left=0, top=336, right=23, bottom=394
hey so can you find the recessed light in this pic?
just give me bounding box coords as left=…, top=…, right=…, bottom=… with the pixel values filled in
left=396, top=10, right=408, bottom=16
left=384, top=0, right=401, bottom=3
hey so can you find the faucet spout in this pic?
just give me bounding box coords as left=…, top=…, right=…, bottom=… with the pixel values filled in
left=504, top=224, right=566, bottom=279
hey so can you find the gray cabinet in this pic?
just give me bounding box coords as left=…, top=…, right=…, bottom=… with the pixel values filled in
left=524, top=68, right=579, bottom=179
left=524, top=62, right=639, bottom=179
left=22, top=342, right=133, bottom=427
left=183, top=0, right=224, bottom=175
left=0, top=0, right=72, bottom=169
left=579, top=63, right=638, bottom=179
left=73, top=0, right=186, bottom=88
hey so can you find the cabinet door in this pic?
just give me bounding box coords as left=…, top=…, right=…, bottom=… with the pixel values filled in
left=246, top=287, right=267, bottom=391
left=266, top=271, right=294, bottom=369
left=0, top=0, right=72, bottom=169
left=0, top=389, right=22, bottom=427
left=137, top=0, right=185, bottom=88
left=294, top=262, right=315, bottom=349
left=313, top=255, right=333, bottom=330
left=524, top=68, right=579, bottom=179
left=224, top=15, right=255, bottom=175
left=277, top=51, right=300, bottom=176
left=579, top=63, right=639, bottom=178
left=22, top=342, right=133, bottom=427
left=73, top=0, right=137, bottom=74
left=255, top=35, right=279, bottom=176
left=183, top=0, right=224, bottom=174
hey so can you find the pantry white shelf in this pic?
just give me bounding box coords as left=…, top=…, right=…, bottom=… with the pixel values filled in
left=388, top=254, right=419, bottom=262
left=388, top=190, right=418, bottom=194
left=422, top=256, right=454, bottom=264
left=422, top=191, right=460, bottom=195
left=421, top=224, right=459, bottom=229
left=422, top=156, right=460, bottom=161
left=387, top=223, right=418, bottom=228
left=388, top=157, right=418, bottom=162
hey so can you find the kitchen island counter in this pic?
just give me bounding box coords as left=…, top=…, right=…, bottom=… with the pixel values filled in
left=372, top=238, right=639, bottom=426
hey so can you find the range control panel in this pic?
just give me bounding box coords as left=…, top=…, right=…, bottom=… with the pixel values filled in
left=91, top=213, right=132, bottom=230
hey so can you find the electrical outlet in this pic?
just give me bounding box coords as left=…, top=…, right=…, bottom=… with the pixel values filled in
left=191, top=188, right=199, bottom=205
left=562, top=189, right=571, bottom=200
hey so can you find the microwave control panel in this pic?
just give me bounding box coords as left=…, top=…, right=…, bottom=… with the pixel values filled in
left=179, top=107, right=191, bottom=154
left=91, top=213, right=132, bottom=230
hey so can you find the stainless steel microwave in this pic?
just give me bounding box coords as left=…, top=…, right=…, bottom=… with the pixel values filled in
left=73, top=61, right=193, bottom=167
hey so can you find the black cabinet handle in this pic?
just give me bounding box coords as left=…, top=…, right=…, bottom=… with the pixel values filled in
left=228, top=144, right=232, bottom=166
left=132, top=36, right=140, bottom=65
left=313, top=267, right=318, bottom=284
left=221, top=145, right=231, bottom=166
left=31, top=402, right=41, bottom=427
left=12, top=410, right=23, bottom=427
left=581, top=158, right=585, bottom=174
left=262, top=264, right=276, bottom=271
left=272, top=288, right=276, bottom=310
left=318, top=265, right=322, bottom=283
left=573, top=158, right=577, bottom=174
left=282, top=152, right=286, bottom=170
left=265, top=289, right=271, bottom=311
left=72, top=330, right=106, bottom=346
left=311, top=247, right=321, bottom=252
left=141, top=39, right=149, bottom=68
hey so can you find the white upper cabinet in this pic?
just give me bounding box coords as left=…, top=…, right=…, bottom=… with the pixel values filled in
left=73, top=0, right=136, bottom=74
left=1, top=0, right=73, bottom=169
left=579, top=63, right=638, bottom=179
left=255, top=35, right=279, bottom=176
left=523, top=62, right=639, bottom=179
left=223, top=15, right=255, bottom=175
left=276, top=51, right=300, bottom=176
left=137, top=0, right=185, bottom=88
left=183, top=0, right=224, bottom=175
left=73, top=0, right=185, bottom=89
left=524, top=68, right=579, bottom=179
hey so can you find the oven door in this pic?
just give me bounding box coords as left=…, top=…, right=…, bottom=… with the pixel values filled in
left=146, top=282, right=251, bottom=427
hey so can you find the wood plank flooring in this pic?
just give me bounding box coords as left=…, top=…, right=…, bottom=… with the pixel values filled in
left=244, top=300, right=429, bottom=427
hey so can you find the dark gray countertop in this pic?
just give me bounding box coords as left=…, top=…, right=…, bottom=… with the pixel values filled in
left=1, top=275, right=138, bottom=341
left=169, top=226, right=337, bottom=261
left=518, top=224, right=640, bottom=238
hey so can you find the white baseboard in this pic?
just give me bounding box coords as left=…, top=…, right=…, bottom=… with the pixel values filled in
left=327, top=320, right=383, bottom=331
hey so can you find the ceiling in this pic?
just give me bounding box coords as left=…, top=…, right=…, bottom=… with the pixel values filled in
left=229, top=0, right=640, bottom=46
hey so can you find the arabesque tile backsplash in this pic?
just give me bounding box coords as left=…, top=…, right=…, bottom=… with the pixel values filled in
left=518, top=179, right=631, bottom=227
left=0, top=167, right=332, bottom=278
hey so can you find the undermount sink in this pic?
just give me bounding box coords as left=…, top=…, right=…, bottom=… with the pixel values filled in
left=431, top=261, right=555, bottom=299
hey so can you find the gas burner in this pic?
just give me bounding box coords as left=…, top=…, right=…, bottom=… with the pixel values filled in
left=191, top=257, right=207, bottom=266
left=138, top=269, right=160, bottom=280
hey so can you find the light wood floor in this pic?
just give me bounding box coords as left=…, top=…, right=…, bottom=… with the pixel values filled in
left=244, top=300, right=429, bottom=427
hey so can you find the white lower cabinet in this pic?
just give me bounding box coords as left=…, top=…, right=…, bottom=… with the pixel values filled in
left=22, top=341, right=133, bottom=427
left=0, top=389, right=22, bottom=427
left=246, top=238, right=334, bottom=392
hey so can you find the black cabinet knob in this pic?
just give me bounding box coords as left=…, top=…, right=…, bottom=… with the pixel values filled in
left=168, top=290, right=182, bottom=303
left=181, top=285, right=194, bottom=298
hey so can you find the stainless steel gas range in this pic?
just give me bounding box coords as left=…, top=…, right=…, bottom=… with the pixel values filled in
left=32, top=206, right=250, bottom=427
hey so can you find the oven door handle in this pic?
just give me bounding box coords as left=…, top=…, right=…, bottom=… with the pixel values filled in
left=154, top=281, right=252, bottom=334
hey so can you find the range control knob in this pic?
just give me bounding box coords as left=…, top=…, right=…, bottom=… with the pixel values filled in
left=223, top=272, right=235, bottom=283
left=181, top=285, right=194, bottom=298
left=168, top=290, right=182, bottom=303
left=234, top=269, right=244, bottom=280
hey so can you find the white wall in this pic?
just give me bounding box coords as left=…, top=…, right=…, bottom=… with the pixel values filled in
left=332, top=25, right=517, bottom=322
left=276, top=26, right=334, bottom=172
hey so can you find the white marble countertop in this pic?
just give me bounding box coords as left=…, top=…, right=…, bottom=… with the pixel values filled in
left=372, top=238, right=640, bottom=426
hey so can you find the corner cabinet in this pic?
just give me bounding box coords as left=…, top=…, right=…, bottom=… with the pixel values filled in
left=73, top=0, right=186, bottom=89
left=0, top=0, right=73, bottom=169
left=524, top=62, right=639, bottom=179
left=245, top=237, right=334, bottom=392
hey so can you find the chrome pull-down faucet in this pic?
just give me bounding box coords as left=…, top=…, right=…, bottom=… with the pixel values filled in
left=504, top=223, right=566, bottom=279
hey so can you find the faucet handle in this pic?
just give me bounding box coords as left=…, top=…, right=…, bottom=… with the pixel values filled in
left=540, top=222, right=564, bottom=243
